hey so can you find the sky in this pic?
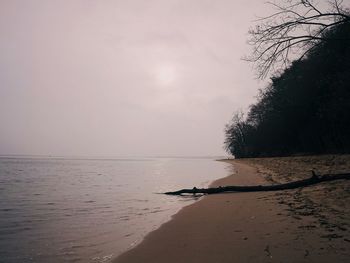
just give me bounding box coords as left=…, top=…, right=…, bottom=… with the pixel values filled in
left=0, top=0, right=272, bottom=157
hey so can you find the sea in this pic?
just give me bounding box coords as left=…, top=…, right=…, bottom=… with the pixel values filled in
left=0, top=156, right=232, bottom=263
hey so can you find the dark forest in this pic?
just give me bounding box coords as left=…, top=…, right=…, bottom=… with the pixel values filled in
left=225, top=20, right=350, bottom=158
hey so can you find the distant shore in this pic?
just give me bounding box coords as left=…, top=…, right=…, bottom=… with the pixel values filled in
left=114, top=155, right=350, bottom=263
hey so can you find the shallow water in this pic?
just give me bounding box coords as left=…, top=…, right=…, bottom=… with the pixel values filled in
left=0, top=157, right=231, bottom=263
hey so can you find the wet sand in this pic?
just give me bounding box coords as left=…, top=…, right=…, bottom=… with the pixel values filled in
left=114, top=156, right=350, bottom=263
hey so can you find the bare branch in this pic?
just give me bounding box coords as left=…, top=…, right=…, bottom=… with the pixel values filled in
left=246, top=0, right=350, bottom=78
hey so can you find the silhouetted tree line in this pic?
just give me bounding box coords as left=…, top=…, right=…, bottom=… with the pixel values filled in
left=225, top=21, right=350, bottom=158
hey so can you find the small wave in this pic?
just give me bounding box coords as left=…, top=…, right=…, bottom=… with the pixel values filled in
left=92, top=254, right=113, bottom=263
left=83, top=200, right=96, bottom=203
left=124, top=199, right=149, bottom=202
left=1, top=208, right=15, bottom=212
left=67, top=258, right=83, bottom=263
left=149, top=209, right=166, bottom=214
left=118, top=215, right=130, bottom=221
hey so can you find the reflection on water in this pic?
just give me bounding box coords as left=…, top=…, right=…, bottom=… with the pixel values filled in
left=0, top=157, right=231, bottom=262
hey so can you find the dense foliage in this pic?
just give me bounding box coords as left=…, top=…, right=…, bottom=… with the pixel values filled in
left=225, top=22, right=350, bottom=158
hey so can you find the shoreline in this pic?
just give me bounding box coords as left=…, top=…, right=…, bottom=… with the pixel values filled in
left=111, top=158, right=236, bottom=260
left=113, top=156, right=350, bottom=262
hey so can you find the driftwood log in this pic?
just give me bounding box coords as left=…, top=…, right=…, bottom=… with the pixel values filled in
left=164, top=172, right=350, bottom=195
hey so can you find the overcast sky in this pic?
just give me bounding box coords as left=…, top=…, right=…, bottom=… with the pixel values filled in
left=0, top=0, right=272, bottom=157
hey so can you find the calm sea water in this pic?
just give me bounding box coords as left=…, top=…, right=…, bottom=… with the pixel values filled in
left=0, top=157, right=231, bottom=263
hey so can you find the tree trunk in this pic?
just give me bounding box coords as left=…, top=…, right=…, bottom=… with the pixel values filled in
left=164, top=172, right=350, bottom=195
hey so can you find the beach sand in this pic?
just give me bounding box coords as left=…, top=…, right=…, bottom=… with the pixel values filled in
left=114, top=155, right=350, bottom=263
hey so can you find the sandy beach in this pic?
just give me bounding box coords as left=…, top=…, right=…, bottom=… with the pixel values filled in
left=114, top=155, right=350, bottom=263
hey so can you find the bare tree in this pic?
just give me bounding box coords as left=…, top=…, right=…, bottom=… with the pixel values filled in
left=246, top=0, right=350, bottom=78
left=224, top=111, right=248, bottom=157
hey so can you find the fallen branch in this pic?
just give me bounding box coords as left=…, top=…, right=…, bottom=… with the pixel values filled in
left=164, top=172, right=350, bottom=195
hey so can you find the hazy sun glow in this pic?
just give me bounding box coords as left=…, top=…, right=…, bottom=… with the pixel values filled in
left=0, top=0, right=267, bottom=157
left=154, top=65, right=177, bottom=86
